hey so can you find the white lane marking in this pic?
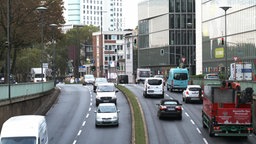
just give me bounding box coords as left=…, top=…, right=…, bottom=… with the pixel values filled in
left=203, top=138, right=208, bottom=144
left=185, top=112, right=189, bottom=117
left=77, top=130, right=82, bottom=136
left=89, top=107, right=91, bottom=111
left=72, top=140, right=77, bottom=144
left=86, top=113, right=89, bottom=118
left=82, top=121, right=86, bottom=126
left=196, top=128, right=201, bottom=134
left=90, top=102, right=92, bottom=106
left=190, top=119, right=195, bottom=125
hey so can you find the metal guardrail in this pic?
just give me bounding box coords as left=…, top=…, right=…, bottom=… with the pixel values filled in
left=0, top=81, right=54, bottom=100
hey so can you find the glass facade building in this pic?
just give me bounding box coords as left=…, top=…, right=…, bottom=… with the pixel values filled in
left=138, top=0, right=196, bottom=75
left=202, top=0, right=256, bottom=75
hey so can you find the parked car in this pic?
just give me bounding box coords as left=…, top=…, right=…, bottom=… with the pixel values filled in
left=95, top=83, right=118, bottom=106
left=93, top=77, right=108, bottom=91
left=82, top=74, right=95, bottom=85
left=94, top=103, right=120, bottom=127
left=143, top=77, right=164, bottom=98
left=182, top=85, right=203, bottom=103
left=156, top=99, right=182, bottom=120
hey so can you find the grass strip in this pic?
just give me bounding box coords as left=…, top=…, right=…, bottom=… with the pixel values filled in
left=116, top=85, right=147, bottom=144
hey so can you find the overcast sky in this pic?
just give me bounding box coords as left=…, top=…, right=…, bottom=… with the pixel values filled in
left=123, top=0, right=139, bottom=29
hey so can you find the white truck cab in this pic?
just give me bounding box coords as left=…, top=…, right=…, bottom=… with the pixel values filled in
left=0, top=115, right=48, bottom=144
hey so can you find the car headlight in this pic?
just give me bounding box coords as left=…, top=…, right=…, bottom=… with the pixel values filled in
left=96, top=115, right=102, bottom=120
left=112, top=116, right=118, bottom=120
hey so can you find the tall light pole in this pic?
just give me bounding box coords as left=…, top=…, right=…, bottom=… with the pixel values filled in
left=7, top=0, right=11, bottom=99
left=220, top=6, right=231, bottom=80
left=37, top=6, right=47, bottom=83
left=50, top=24, right=57, bottom=86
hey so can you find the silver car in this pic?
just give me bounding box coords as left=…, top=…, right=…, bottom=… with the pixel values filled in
left=182, top=85, right=203, bottom=103
left=95, top=103, right=120, bottom=127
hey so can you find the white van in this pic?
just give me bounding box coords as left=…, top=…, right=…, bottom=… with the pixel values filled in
left=0, top=115, right=48, bottom=144
left=143, top=77, right=164, bottom=98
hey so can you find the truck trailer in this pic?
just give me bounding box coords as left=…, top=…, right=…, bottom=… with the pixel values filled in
left=202, top=81, right=254, bottom=137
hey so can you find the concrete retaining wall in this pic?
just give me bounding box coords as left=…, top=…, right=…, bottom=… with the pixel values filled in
left=0, top=88, right=60, bottom=129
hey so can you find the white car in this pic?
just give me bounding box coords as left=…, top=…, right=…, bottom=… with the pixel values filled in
left=95, top=103, right=120, bottom=127
left=83, top=74, right=95, bottom=85
left=93, top=77, right=108, bottom=91
left=143, top=77, right=164, bottom=98
left=95, top=83, right=118, bottom=106
left=182, top=85, right=203, bottom=103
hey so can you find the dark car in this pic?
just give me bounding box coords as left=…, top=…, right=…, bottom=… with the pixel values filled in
left=117, top=74, right=128, bottom=84
left=156, top=99, right=182, bottom=120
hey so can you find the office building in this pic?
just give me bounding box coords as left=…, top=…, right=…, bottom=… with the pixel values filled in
left=137, top=0, right=196, bottom=76
left=63, top=0, right=124, bottom=31
left=201, top=1, right=256, bottom=77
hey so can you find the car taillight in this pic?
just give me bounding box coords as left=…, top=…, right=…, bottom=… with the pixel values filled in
left=186, top=91, right=189, bottom=95
left=175, top=106, right=182, bottom=111
left=160, top=105, right=167, bottom=110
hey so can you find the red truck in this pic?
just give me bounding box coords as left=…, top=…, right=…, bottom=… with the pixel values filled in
left=202, top=81, right=254, bottom=137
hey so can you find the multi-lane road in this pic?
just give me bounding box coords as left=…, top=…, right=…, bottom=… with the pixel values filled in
left=45, top=83, right=256, bottom=144
left=45, top=84, right=131, bottom=144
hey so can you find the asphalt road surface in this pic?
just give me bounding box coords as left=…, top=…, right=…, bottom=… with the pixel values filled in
left=124, top=84, right=256, bottom=144
left=45, top=83, right=131, bottom=144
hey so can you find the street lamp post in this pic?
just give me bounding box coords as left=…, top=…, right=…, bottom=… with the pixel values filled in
left=220, top=6, right=231, bottom=80
left=37, top=6, right=47, bottom=83
left=50, top=24, right=57, bottom=86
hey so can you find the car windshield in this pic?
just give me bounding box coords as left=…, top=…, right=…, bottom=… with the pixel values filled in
left=95, top=78, right=107, bottom=83
left=154, top=75, right=163, bottom=78
left=174, top=73, right=188, bottom=80
left=85, top=75, right=94, bottom=79
left=148, top=79, right=162, bottom=85
left=139, top=71, right=150, bottom=77
left=1, top=137, right=36, bottom=144
left=98, top=106, right=116, bottom=113
left=163, top=101, right=178, bottom=105
left=189, top=87, right=201, bottom=91
left=97, top=85, right=115, bottom=92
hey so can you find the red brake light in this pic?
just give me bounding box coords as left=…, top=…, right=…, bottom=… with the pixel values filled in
left=160, top=105, right=167, bottom=110
left=186, top=91, right=189, bottom=95
left=175, top=106, right=182, bottom=111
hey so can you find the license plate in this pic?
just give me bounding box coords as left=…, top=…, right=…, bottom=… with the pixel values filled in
left=103, top=100, right=109, bottom=102
left=191, top=98, right=199, bottom=100
left=167, top=108, right=175, bottom=111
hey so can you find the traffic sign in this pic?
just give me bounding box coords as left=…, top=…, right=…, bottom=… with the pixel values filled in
left=79, top=66, right=86, bottom=72
left=181, top=57, right=186, bottom=62
left=233, top=56, right=238, bottom=61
